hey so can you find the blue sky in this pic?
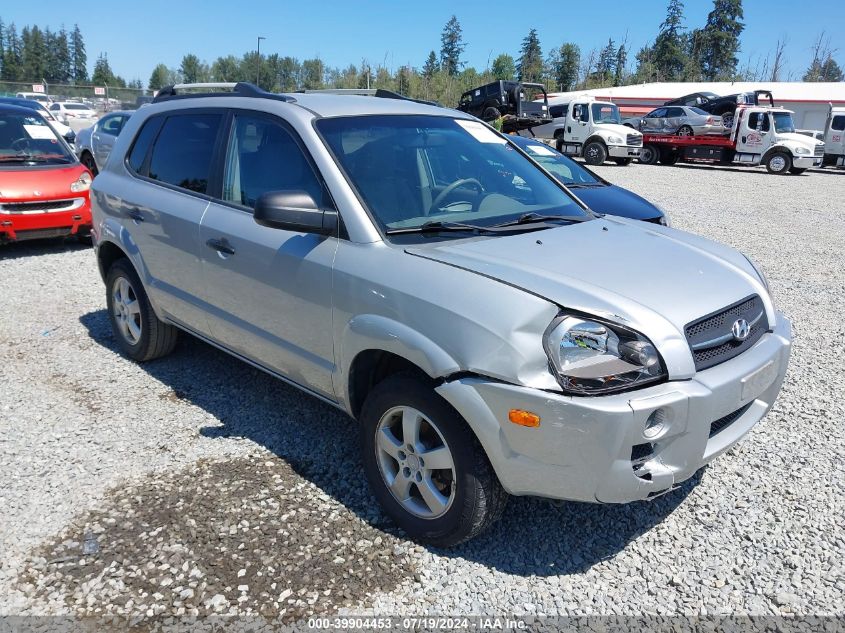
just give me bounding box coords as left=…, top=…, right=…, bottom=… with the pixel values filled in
left=3, top=0, right=843, bottom=84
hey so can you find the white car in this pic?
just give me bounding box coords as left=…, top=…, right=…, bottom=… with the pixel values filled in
left=50, top=102, right=98, bottom=122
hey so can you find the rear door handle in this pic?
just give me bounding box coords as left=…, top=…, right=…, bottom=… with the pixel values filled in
left=126, top=207, right=144, bottom=222
left=206, top=237, right=236, bottom=256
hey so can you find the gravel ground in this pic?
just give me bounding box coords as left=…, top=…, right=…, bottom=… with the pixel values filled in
left=1, top=163, right=843, bottom=623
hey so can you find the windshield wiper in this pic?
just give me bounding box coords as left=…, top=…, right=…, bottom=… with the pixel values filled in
left=491, top=212, right=590, bottom=228
left=385, top=220, right=498, bottom=235
left=565, top=182, right=604, bottom=189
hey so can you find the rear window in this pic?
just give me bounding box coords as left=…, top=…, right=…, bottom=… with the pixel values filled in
left=64, top=103, right=90, bottom=110
left=147, top=114, right=222, bottom=194
left=689, top=107, right=709, bottom=115
left=127, top=117, right=162, bottom=174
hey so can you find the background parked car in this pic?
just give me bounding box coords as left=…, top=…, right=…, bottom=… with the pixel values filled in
left=665, top=90, right=775, bottom=127
left=509, top=135, right=668, bottom=224
left=0, top=97, right=76, bottom=147
left=75, top=110, right=133, bottom=175
left=50, top=102, right=98, bottom=123
left=0, top=104, right=92, bottom=243
left=624, top=106, right=727, bottom=136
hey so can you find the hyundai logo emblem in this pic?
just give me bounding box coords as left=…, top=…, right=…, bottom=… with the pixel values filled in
left=731, top=318, right=751, bottom=341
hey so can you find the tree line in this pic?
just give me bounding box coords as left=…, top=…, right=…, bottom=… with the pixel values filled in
left=3, top=1, right=843, bottom=105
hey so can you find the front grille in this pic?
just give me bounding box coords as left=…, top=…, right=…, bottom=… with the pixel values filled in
left=627, top=134, right=643, bottom=146
left=685, top=295, right=768, bottom=371
left=0, top=199, right=77, bottom=214
left=814, top=145, right=825, bottom=157
left=709, top=403, right=753, bottom=438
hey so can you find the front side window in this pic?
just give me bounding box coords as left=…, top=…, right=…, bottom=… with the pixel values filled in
left=647, top=108, right=666, bottom=119
left=518, top=142, right=600, bottom=186
left=0, top=112, right=75, bottom=166
left=748, top=112, right=770, bottom=132
left=148, top=113, right=222, bottom=194
left=831, top=115, right=845, bottom=132
left=317, top=115, right=587, bottom=233
left=222, top=114, right=323, bottom=209
left=100, top=115, right=125, bottom=136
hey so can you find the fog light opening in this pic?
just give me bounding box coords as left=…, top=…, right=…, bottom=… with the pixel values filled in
left=643, top=408, right=667, bottom=439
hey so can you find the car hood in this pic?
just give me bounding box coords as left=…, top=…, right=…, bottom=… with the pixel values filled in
left=405, top=217, right=772, bottom=378
left=598, top=123, right=640, bottom=137
left=570, top=184, right=662, bottom=221
left=777, top=132, right=820, bottom=148
left=0, top=164, right=86, bottom=201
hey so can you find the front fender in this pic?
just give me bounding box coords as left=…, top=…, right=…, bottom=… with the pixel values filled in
left=338, top=314, right=461, bottom=407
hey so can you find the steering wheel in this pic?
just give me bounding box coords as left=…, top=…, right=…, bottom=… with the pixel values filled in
left=11, top=138, right=31, bottom=152
left=428, top=178, right=484, bottom=215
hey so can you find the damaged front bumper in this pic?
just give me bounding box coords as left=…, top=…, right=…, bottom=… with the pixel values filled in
left=436, top=312, right=792, bottom=503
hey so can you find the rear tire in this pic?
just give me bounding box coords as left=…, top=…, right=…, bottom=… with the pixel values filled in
left=481, top=106, right=501, bottom=122
left=659, top=150, right=680, bottom=165
left=360, top=374, right=507, bottom=547
left=639, top=145, right=659, bottom=165
left=765, top=151, right=791, bottom=174
left=105, top=258, right=178, bottom=361
left=583, top=141, right=607, bottom=166
left=677, top=125, right=694, bottom=137
left=613, top=158, right=632, bottom=166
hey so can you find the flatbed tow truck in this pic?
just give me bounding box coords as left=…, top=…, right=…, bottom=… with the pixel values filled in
left=638, top=104, right=824, bottom=175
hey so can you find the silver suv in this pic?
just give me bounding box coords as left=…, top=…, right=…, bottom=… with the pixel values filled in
left=91, top=83, right=792, bottom=546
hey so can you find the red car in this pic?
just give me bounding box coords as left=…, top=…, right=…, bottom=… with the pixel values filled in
left=0, top=104, right=92, bottom=243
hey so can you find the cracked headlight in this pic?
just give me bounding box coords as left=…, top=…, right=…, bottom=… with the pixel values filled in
left=544, top=315, right=666, bottom=395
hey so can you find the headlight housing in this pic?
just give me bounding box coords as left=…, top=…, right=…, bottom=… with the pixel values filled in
left=607, top=135, right=623, bottom=144
left=544, top=314, right=666, bottom=395
left=793, top=146, right=810, bottom=155
left=71, top=171, right=92, bottom=192
left=653, top=203, right=671, bottom=226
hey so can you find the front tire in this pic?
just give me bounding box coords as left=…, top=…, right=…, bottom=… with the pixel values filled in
left=105, top=259, right=178, bottom=361
left=788, top=167, right=807, bottom=175
left=765, top=151, right=791, bottom=174
left=80, top=151, right=98, bottom=177
left=360, top=374, right=507, bottom=547
left=659, top=150, right=680, bottom=165
left=583, top=141, right=607, bottom=165
left=613, top=158, right=632, bottom=166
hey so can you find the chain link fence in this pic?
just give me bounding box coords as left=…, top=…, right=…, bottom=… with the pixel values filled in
left=0, top=81, right=151, bottom=111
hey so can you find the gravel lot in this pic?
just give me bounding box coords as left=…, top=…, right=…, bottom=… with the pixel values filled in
left=1, top=163, right=843, bottom=622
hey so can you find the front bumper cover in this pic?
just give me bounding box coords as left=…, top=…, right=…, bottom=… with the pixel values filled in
left=437, top=312, right=792, bottom=503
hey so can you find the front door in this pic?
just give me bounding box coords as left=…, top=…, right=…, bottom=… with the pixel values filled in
left=92, top=114, right=126, bottom=168
left=735, top=109, right=771, bottom=155
left=198, top=111, right=338, bottom=399
left=567, top=102, right=589, bottom=143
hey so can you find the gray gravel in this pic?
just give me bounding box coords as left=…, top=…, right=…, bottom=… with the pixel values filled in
left=1, top=163, right=844, bottom=621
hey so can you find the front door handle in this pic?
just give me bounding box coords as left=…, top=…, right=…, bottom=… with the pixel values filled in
left=206, top=237, right=236, bottom=256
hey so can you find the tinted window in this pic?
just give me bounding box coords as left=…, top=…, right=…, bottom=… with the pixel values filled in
left=100, top=115, right=124, bottom=136
left=549, top=105, right=566, bottom=118
left=222, top=114, right=323, bottom=208
left=748, top=112, right=770, bottom=132
left=832, top=115, right=845, bottom=132
left=127, top=117, right=161, bottom=174
left=148, top=113, right=222, bottom=194
left=647, top=108, right=666, bottom=118
left=666, top=107, right=685, bottom=117
left=689, top=107, right=709, bottom=115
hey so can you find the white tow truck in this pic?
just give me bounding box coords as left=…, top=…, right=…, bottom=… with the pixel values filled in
left=638, top=105, right=824, bottom=175
left=520, top=97, right=643, bottom=166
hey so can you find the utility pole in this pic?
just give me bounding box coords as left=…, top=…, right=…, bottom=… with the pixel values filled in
left=257, top=36, right=266, bottom=86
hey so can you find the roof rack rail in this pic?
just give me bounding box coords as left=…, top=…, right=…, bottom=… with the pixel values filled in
left=153, top=82, right=296, bottom=104
left=293, top=87, right=439, bottom=107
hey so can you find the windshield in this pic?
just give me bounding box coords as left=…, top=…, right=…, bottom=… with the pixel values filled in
left=0, top=112, right=75, bottom=165
left=317, top=115, right=588, bottom=234
left=516, top=141, right=601, bottom=186
left=591, top=103, right=621, bottom=124
left=772, top=112, right=795, bottom=133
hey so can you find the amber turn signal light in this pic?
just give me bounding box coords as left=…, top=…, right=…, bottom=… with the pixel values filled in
left=508, top=409, right=540, bottom=428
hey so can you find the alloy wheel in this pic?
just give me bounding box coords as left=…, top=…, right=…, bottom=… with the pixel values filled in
left=112, top=276, right=142, bottom=345
left=375, top=406, right=456, bottom=519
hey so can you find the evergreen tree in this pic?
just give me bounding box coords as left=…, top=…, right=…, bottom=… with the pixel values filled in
left=2, top=24, right=23, bottom=81
left=21, top=26, right=49, bottom=81
left=596, top=38, right=616, bottom=84
left=699, top=0, right=744, bottom=80
left=517, top=29, right=543, bottom=82
left=148, top=63, right=174, bottom=91
left=301, top=58, right=324, bottom=89
left=490, top=53, right=515, bottom=80
left=278, top=57, right=301, bottom=91
left=547, top=44, right=579, bottom=91
left=804, top=55, right=844, bottom=82
left=0, top=18, right=5, bottom=78
left=180, top=54, right=205, bottom=83
left=210, top=56, right=241, bottom=83
left=439, top=16, right=465, bottom=76
left=651, top=0, right=688, bottom=80
left=70, top=25, right=87, bottom=82
left=422, top=51, right=438, bottom=79
left=397, top=65, right=411, bottom=95
left=91, top=52, right=116, bottom=85
left=614, top=43, right=628, bottom=86
left=54, top=28, right=72, bottom=83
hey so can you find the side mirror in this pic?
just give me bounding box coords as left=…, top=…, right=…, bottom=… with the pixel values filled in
left=253, top=190, right=338, bottom=236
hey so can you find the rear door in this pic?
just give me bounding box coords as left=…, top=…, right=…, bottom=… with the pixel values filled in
left=665, top=107, right=686, bottom=133
left=198, top=111, right=338, bottom=398
left=120, top=110, right=225, bottom=330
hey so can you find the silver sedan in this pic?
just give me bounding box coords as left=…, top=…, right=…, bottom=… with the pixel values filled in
left=624, top=106, right=727, bottom=136
left=75, top=110, right=134, bottom=175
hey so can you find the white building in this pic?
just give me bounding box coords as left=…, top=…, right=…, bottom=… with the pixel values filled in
left=546, top=82, right=845, bottom=131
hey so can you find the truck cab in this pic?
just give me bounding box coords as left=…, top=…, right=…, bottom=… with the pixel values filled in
left=822, top=107, right=845, bottom=167
left=523, top=98, right=642, bottom=166
left=732, top=106, right=824, bottom=174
